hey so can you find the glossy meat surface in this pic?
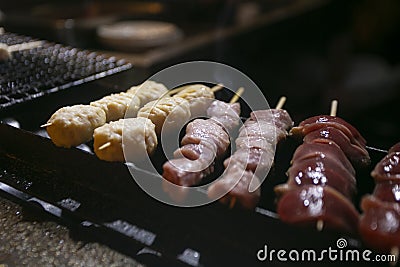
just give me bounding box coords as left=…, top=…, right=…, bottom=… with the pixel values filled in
left=207, top=101, right=241, bottom=133
left=209, top=108, right=294, bottom=209
left=250, top=109, right=294, bottom=130
left=296, top=115, right=366, bottom=145
left=371, top=152, right=400, bottom=181
left=360, top=196, right=400, bottom=252
left=208, top=164, right=261, bottom=210
left=304, top=127, right=370, bottom=166
left=276, top=185, right=359, bottom=233
left=163, top=157, right=214, bottom=187
left=287, top=158, right=356, bottom=199
left=292, top=141, right=355, bottom=176
left=181, top=119, right=230, bottom=157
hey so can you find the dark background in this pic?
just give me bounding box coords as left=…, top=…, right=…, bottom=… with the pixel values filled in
left=0, top=1, right=400, bottom=266
left=2, top=0, right=399, bottom=149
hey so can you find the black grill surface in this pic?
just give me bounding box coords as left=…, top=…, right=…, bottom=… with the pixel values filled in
left=0, top=31, right=131, bottom=109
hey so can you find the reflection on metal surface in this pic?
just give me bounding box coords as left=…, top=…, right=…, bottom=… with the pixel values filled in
left=177, top=248, right=201, bottom=267
left=104, top=220, right=156, bottom=246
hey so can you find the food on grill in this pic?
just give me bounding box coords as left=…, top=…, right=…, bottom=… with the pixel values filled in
left=286, top=141, right=356, bottom=199
left=359, top=143, right=400, bottom=252
left=127, top=80, right=170, bottom=105
left=275, top=101, right=366, bottom=233
left=90, top=92, right=141, bottom=122
left=208, top=99, right=293, bottom=210
left=137, top=84, right=220, bottom=135
left=292, top=115, right=367, bottom=145
left=291, top=115, right=370, bottom=166
left=44, top=81, right=167, bottom=148
left=93, top=83, right=222, bottom=162
left=46, top=105, right=106, bottom=148
left=137, top=96, right=191, bottom=135
left=208, top=164, right=261, bottom=210
left=162, top=98, right=241, bottom=202
left=303, top=127, right=370, bottom=166
left=93, top=118, right=157, bottom=162
left=174, top=84, right=215, bottom=117
left=371, top=144, right=400, bottom=181
left=276, top=184, right=360, bottom=233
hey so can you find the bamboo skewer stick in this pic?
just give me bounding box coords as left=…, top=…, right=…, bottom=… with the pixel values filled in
left=316, top=219, right=324, bottom=232
left=228, top=197, right=237, bottom=209
left=316, top=100, right=339, bottom=232
left=275, top=96, right=287, bottom=110
left=40, top=122, right=53, bottom=128
left=390, top=246, right=399, bottom=266
left=98, top=142, right=112, bottom=151
left=229, top=87, right=244, bottom=104
left=211, top=83, right=224, bottom=93
left=330, top=99, right=338, bottom=117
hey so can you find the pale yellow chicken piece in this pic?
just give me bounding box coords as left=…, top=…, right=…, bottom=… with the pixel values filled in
left=174, top=84, right=214, bottom=117
left=90, top=92, right=141, bottom=122
left=93, top=117, right=157, bottom=162
left=46, top=105, right=106, bottom=148
left=137, top=96, right=190, bottom=135
left=127, top=80, right=168, bottom=105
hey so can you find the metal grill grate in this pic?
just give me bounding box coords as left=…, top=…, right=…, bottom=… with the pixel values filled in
left=0, top=31, right=132, bottom=109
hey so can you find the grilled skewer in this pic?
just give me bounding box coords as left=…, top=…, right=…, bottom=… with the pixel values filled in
left=93, top=84, right=222, bottom=162
left=207, top=97, right=293, bottom=210
left=359, top=142, right=400, bottom=255
left=44, top=81, right=168, bottom=148
left=275, top=101, right=368, bottom=233
left=161, top=88, right=243, bottom=202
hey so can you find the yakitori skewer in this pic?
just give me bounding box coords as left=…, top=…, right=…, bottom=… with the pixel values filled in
left=207, top=96, right=294, bottom=210
left=322, top=99, right=343, bottom=232
left=43, top=81, right=168, bottom=148
left=316, top=99, right=338, bottom=231
left=275, top=100, right=368, bottom=234
left=162, top=88, right=244, bottom=202
left=359, top=141, right=400, bottom=259
left=226, top=96, right=287, bottom=209
left=94, top=84, right=224, bottom=162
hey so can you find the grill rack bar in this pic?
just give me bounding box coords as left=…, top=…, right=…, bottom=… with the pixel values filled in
left=0, top=31, right=132, bottom=109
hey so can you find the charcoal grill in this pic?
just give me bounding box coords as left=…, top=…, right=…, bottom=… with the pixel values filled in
left=0, top=31, right=131, bottom=109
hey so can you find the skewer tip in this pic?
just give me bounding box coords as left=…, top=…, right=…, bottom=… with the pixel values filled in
left=98, top=142, right=112, bottom=150
left=211, top=83, right=224, bottom=92
left=165, top=86, right=186, bottom=96
left=316, top=219, right=324, bottom=232
left=390, top=246, right=399, bottom=266
left=229, top=197, right=237, bottom=209
left=40, top=122, right=52, bottom=128
left=275, top=96, right=287, bottom=110
left=330, top=100, right=338, bottom=117
left=229, top=87, right=244, bottom=104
